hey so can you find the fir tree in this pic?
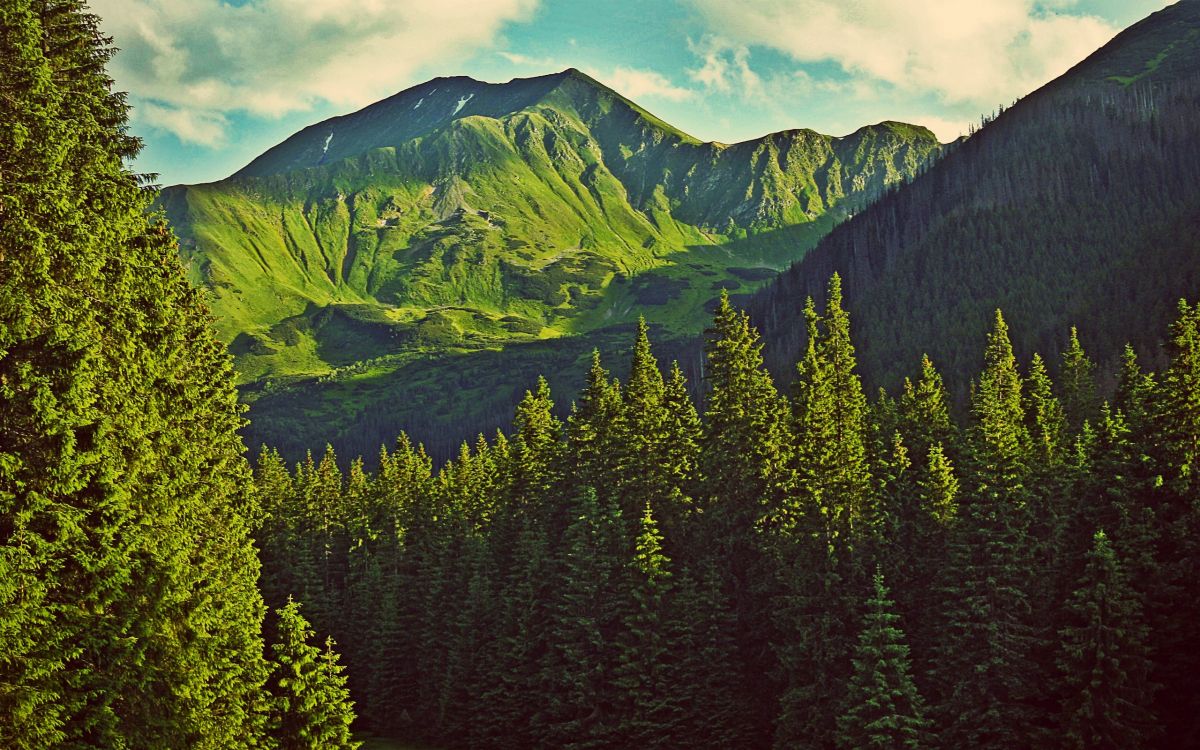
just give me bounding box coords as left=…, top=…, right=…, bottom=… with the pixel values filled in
left=837, top=569, right=929, bottom=750
left=267, top=600, right=360, bottom=750
left=567, top=351, right=624, bottom=501
left=1056, top=531, right=1157, bottom=749
left=613, top=501, right=678, bottom=748
left=897, top=355, right=957, bottom=464
left=930, top=310, right=1042, bottom=748
left=792, top=274, right=872, bottom=538
left=699, top=291, right=788, bottom=744
left=0, top=3, right=269, bottom=745
left=1059, top=327, right=1098, bottom=434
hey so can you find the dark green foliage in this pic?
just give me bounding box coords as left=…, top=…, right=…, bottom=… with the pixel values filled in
left=246, top=286, right=1200, bottom=750
left=791, top=274, right=872, bottom=537
left=837, top=569, right=929, bottom=750
left=929, top=311, right=1044, bottom=748
left=1060, top=328, right=1098, bottom=433
left=1056, top=532, right=1157, bottom=749
left=752, top=2, right=1200, bottom=411
left=267, top=600, right=360, bottom=750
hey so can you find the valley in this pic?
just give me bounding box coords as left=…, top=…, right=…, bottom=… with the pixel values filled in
left=157, top=69, right=941, bottom=459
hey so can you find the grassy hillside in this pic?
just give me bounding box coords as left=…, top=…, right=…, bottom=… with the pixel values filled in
left=159, top=69, right=941, bottom=460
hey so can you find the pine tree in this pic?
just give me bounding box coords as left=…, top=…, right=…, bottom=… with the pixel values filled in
left=617, top=320, right=694, bottom=540
left=567, top=351, right=624, bottom=501
left=930, top=310, right=1042, bottom=748
left=667, top=563, right=754, bottom=747
left=613, top=501, right=678, bottom=748
left=0, top=3, right=269, bottom=745
left=792, top=274, right=872, bottom=538
left=1025, top=354, right=1068, bottom=466
left=267, top=600, right=360, bottom=750
left=897, top=355, right=957, bottom=464
left=538, top=486, right=624, bottom=748
left=698, top=291, right=788, bottom=744
left=1059, top=327, right=1098, bottom=434
left=1146, top=300, right=1200, bottom=745
left=1056, top=532, right=1157, bottom=749
left=837, top=569, right=929, bottom=750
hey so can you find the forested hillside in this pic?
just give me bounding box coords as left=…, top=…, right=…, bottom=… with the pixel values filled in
left=751, top=0, right=1200, bottom=399
left=253, top=279, right=1200, bottom=749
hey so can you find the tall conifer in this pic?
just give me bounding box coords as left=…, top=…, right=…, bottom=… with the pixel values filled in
left=0, top=3, right=269, bottom=745
left=837, top=569, right=929, bottom=750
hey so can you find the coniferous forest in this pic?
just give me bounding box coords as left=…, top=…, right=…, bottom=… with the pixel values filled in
left=3, top=1, right=1200, bottom=749
left=254, top=278, right=1200, bottom=749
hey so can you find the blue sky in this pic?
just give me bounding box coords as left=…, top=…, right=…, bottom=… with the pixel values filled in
left=92, top=0, right=1173, bottom=186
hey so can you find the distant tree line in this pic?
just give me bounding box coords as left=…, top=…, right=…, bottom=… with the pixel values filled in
left=255, top=279, right=1200, bottom=749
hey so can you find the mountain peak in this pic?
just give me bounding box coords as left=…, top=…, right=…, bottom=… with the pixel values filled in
left=232, top=69, right=634, bottom=179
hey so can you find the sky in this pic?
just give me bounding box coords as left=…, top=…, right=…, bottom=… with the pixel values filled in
left=91, top=0, right=1174, bottom=186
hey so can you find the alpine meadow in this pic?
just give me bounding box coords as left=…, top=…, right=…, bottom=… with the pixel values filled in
left=2, top=1, right=1199, bottom=749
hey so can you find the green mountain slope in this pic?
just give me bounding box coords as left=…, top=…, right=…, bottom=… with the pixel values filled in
left=158, top=68, right=941, bottom=458
left=750, top=0, right=1200, bottom=398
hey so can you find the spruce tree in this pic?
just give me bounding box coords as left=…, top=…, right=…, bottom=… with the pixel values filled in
left=1146, top=300, right=1200, bottom=744
left=567, top=351, right=624, bottom=502
left=538, top=486, right=624, bottom=748
left=613, top=501, right=678, bottom=748
left=267, top=600, right=360, bottom=750
left=1059, top=327, right=1098, bottom=434
left=930, top=310, right=1042, bottom=748
left=792, top=274, right=872, bottom=538
left=1056, top=532, right=1157, bottom=749
left=0, top=3, right=269, bottom=745
left=837, top=569, right=929, bottom=750
left=897, top=355, right=957, bottom=464
left=698, top=291, right=788, bottom=744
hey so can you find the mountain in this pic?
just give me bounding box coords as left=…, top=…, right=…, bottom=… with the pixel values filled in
left=750, top=0, right=1200, bottom=397
left=157, top=68, right=942, bottom=459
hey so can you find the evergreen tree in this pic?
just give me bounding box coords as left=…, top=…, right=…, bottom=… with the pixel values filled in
left=267, top=600, right=360, bottom=750
left=698, top=291, right=788, bottom=744
left=538, top=486, right=624, bottom=748
left=613, top=501, right=678, bottom=748
left=1059, top=327, right=1098, bottom=434
left=0, top=3, right=269, bottom=745
left=1146, top=299, right=1200, bottom=745
left=837, top=569, right=929, bottom=750
left=1056, top=532, right=1157, bottom=749
left=792, top=274, right=873, bottom=538
left=930, top=310, right=1042, bottom=748
left=897, top=355, right=957, bottom=464
left=667, top=563, right=754, bottom=746
left=567, top=351, right=623, bottom=501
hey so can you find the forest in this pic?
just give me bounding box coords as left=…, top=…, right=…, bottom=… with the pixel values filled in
left=750, top=19, right=1200, bottom=401
left=253, top=276, right=1200, bottom=749
left=3, top=1, right=1199, bottom=748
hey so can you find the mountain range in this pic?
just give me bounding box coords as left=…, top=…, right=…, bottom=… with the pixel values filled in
left=159, top=1, right=1200, bottom=462
left=157, top=69, right=941, bottom=458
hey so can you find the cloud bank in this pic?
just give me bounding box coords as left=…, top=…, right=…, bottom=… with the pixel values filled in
left=93, top=0, right=539, bottom=145
left=683, top=0, right=1120, bottom=108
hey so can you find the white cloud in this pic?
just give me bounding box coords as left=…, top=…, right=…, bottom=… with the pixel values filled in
left=93, top=0, right=539, bottom=143
left=138, top=102, right=229, bottom=147
left=603, top=67, right=694, bottom=102
left=683, top=0, right=1121, bottom=108
left=905, top=115, right=972, bottom=143
left=687, top=36, right=763, bottom=97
